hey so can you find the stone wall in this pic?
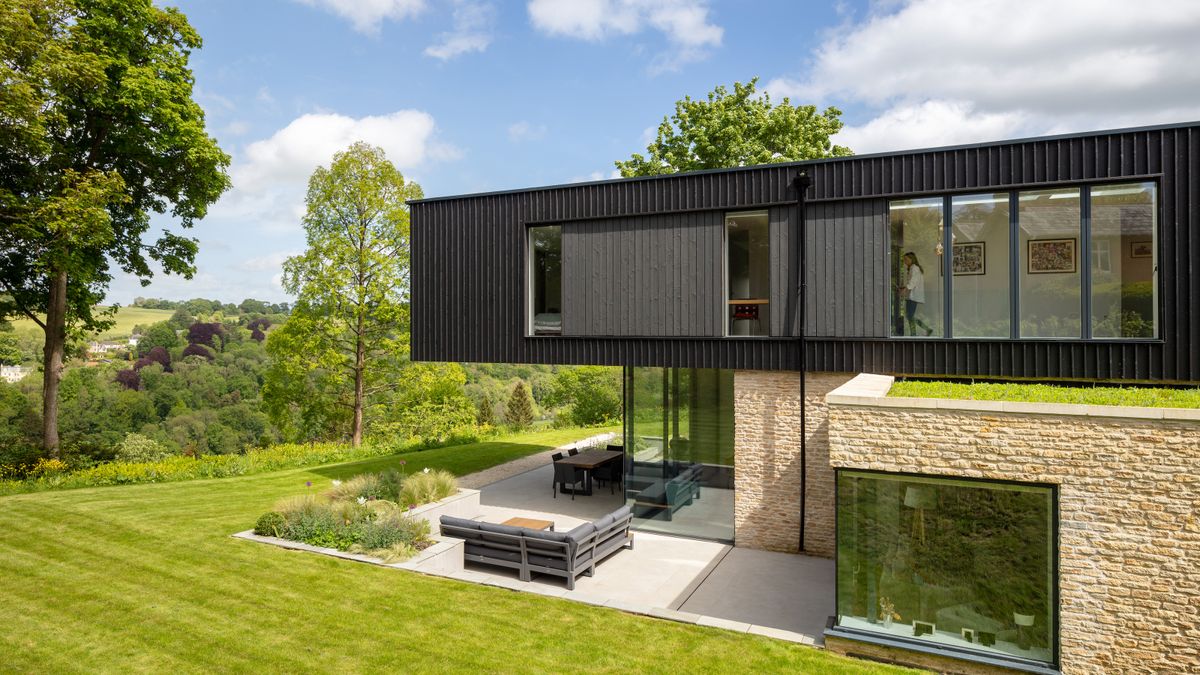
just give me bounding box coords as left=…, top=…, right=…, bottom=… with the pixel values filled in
left=732, top=371, right=851, bottom=556
left=825, top=375, right=1200, bottom=674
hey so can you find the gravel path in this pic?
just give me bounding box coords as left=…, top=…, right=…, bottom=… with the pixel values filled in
left=457, top=431, right=617, bottom=489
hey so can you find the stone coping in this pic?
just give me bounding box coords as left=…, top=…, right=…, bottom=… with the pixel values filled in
left=232, top=529, right=462, bottom=570
left=826, top=373, right=1200, bottom=422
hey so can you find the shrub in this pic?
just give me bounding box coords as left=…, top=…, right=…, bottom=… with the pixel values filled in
left=397, top=469, right=458, bottom=508
left=254, top=512, right=286, bottom=537
left=181, top=343, right=213, bottom=360
left=505, top=381, right=534, bottom=428
left=327, top=473, right=384, bottom=502
left=114, top=433, right=173, bottom=463
left=115, top=368, right=141, bottom=391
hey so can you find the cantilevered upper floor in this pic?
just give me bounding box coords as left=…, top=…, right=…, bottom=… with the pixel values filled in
left=409, top=121, right=1200, bottom=382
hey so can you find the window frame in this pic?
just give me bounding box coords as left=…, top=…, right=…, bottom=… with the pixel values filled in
left=832, top=468, right=1062, bottom=673
left=722, top=209, right=772, bottom=338
left=885, top=178, right=1162, bottom=343
left=526, top=223, right=563, bottom=337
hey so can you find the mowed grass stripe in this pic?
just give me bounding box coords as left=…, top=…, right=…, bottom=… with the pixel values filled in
left=0, top=427, right=910, bottom=674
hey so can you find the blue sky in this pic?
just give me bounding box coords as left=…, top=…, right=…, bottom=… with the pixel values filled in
left=111, top=0, right=1200, bottom=304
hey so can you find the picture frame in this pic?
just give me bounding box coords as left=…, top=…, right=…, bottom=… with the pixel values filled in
left=912, top=620, right=935, bottom=637
left=1130, top=240, right=1153, bottom=258
left=1027, top=238, right=1077, bottom=274
left=952, top=241, right=986, bottom=276
left=961, top=628, right=976, bottom=643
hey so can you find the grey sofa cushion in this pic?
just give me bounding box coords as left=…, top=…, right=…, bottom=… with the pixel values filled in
left=478, top=522, right=525, bottom=544
left=523, top=527, right=570, bottom=553
left=593, top=513, right=615, bottom=531
left=440, top=515, right=483, bottom=540
left=464, top=544, right=522, bottom=563
left=610, top=505, right=632, bottom=522
left=566, top=522, right=595, bottom=544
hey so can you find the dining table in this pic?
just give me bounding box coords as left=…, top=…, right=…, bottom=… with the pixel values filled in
left=554, top=449, right=623, bottom=496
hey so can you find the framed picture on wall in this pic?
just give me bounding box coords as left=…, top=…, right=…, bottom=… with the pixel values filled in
left=952, top=242, right=986, bottom=275
left=1130, top=241, right=1153, bottom=258
left=1028, top=238, right=1077, bottom=274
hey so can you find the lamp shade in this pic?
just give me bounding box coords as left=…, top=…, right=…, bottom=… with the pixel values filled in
left=904, top=486, right=937, bottom=509
left=1014, top=612, right=1035, bottom=627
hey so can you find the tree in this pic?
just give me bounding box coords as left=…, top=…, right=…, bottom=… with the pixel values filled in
left=263, top=142, right=422, bottom=447
left=615, top=77, right=852, bottom=178
left=187, top=322, right=225, bottom=351
left=137, top=321, right=179, bottom=357
left=0, top=334, right=22, bottom=366
left=0, top=0, right=231, bottom=456
left=476, top=394, right=495, bottom=427
left=181, top=343, right=213, bottom=361
left=547, top=366, right=622, bottom=427
left=505, top=381, right=534, bottom=429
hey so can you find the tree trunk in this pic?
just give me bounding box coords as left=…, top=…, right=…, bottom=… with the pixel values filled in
left=351, top=315, right=366, bottom=448
left=42, top=268, right=68, bottom=458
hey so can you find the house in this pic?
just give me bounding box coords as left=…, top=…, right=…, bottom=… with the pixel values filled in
left=0, top=364, right=31, bottom=384
left=408, top=121, right=1199, bottom=674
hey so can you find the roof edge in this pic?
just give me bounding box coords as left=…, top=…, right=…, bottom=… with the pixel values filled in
left=407, top=119, right=1200, bottom=205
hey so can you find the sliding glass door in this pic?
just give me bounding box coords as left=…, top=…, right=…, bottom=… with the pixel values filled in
left=623, top=367, right=735, bottom=542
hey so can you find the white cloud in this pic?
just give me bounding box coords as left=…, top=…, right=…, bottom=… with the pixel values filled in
left=239, top=251, right=299, bottom=273
left=527, top=0, right=722, bottom=71
left=216, top=110, right=458, bottom=232
left=766, top=0, right=1200, bottom=153
left=294, top=0, right=425, bottom=35
left=425, top=1, right=495, bottom=60
left=507, top=121, right=547, bottom=142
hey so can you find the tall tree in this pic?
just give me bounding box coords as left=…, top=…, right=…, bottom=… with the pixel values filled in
left=0, top=0, right=231, bottom=456
left=615, top=77, right=852, bottom=177
left=505, top=381, right=534, bottom=429
left=264, top=143, right=422, bottom=447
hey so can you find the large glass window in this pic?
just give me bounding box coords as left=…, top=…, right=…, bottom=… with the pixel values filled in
left=725, top=211, right=770, bottom=336
left=1019, top=188, right=1081, bottom=337
left=623, top=367, right=734, bottom=542
left=952, top=194, right=1010, bottom=338
left=837, top=471, right=1056, bottom=667
left=1091, top=182, right=1157, bottom=338
left=889, top=198, right=944, bottom=337
left=529, top=225, right=562, bottom=335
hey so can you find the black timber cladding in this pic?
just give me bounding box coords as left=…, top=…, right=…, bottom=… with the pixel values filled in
left=410, top=122, right=1200, bottom=382
left=561, top=213, right=724, bottom=337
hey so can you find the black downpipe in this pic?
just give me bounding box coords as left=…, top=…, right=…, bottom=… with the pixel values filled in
left=793, top=171, right=812, bottom=553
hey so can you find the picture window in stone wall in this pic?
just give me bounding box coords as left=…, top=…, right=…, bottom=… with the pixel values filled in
left=835, top=470, right=1057, bottom=668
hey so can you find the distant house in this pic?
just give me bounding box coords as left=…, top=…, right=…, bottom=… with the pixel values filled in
left=87, top=341, right=125, bottom=358
left=128, top=334, right=143, bottom=348
left=0, top=365, right=31, bottom=384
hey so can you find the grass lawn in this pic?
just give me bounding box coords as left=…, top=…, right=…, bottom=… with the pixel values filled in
left=8, top=306, right=173, bottom=340
left=890, top=379, right=1200, bottom=408
left=0, top=427, right=906, bottom=673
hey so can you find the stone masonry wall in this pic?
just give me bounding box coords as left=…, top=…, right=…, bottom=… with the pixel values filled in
left=826, top=381, right=1200, bottom=675
left=733, top=371, right=852, bottom=557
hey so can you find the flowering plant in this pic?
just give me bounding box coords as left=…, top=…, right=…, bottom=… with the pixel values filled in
left=879, top=596, right=901, bottom=622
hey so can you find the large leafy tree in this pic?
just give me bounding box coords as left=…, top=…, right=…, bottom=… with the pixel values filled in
left=0, top=0, right=231, bottom=455
left=264, top=143, right=422, bottom=447
left=615, top=77, right=852, bottom=177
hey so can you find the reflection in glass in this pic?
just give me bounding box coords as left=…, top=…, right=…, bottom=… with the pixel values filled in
left=1091, top=183, right=1157, bottom=338
left=1019, top=188, right=1081, bottom=337
left=726, top=211, right=771, bottom=336
left=952, top=194, right=1010, bottom=337
left=623, top=367, right=734, bottom=542
left=529, top=225, right=562, bottom=334
left=890, top=198, right=944, bottom=337
left=837, top=472, right=1055, bottom=666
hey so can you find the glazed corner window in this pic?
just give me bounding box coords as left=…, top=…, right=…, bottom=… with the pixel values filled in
left=725, top=211, right=770, bottom=336
left=1090, top=182, right=1157, bottom=338
left=889, top=199, right=944, bottom=337
left=837, top=471, right=1057, bottom=668
left=529, top=225, right=562, bottom=335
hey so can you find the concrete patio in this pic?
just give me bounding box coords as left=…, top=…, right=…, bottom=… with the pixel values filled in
left=408, top=455, right=835, bottom=644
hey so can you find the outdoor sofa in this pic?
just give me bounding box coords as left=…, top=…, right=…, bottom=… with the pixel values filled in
left=439, top=505, right=634, bottom=590
left=627, top=460, right=701, bottom=521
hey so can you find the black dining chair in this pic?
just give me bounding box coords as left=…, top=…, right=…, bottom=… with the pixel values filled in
left=568, top=448, right=580, bottom=456
left=553, top=459, right=584, bottom=500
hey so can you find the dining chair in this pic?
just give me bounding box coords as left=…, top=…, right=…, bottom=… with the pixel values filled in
left=553, top=460, right=584, bottom=500
left=568, top=448, right=579, bottom=456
